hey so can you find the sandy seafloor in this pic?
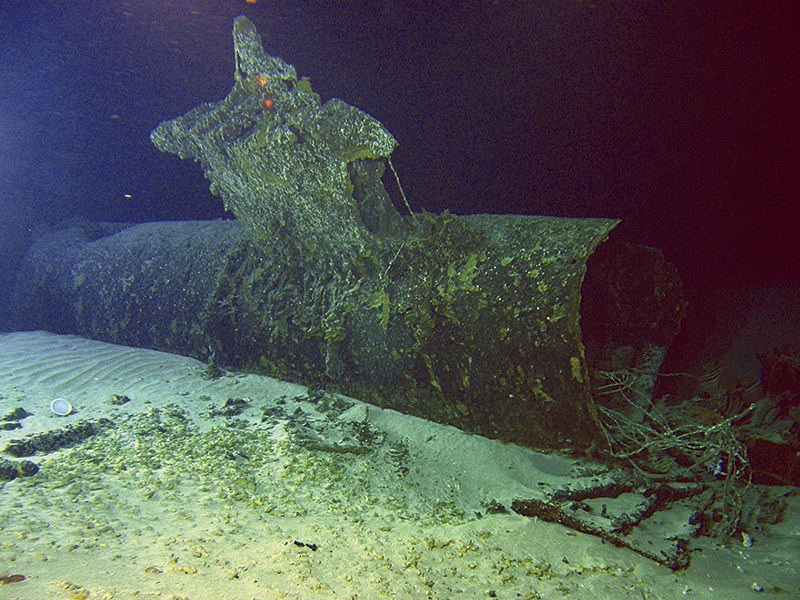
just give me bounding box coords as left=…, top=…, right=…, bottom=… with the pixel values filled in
left=0, top=331, right=798, bottom=600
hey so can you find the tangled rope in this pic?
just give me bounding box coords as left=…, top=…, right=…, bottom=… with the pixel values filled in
left=591, top=368, right=754, bottom=537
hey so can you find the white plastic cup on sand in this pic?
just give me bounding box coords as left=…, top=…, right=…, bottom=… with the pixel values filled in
left=50, top=398, right=73, bottom=416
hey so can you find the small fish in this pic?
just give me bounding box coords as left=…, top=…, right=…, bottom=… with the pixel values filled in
left=0, top=574, right=25, bottom=584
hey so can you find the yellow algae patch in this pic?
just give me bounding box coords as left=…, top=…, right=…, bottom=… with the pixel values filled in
left=569, top=356, right=583, bottom=383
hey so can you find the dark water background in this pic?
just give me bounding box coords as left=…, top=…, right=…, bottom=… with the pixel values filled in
left=1, top=0, right=797, bottom=328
